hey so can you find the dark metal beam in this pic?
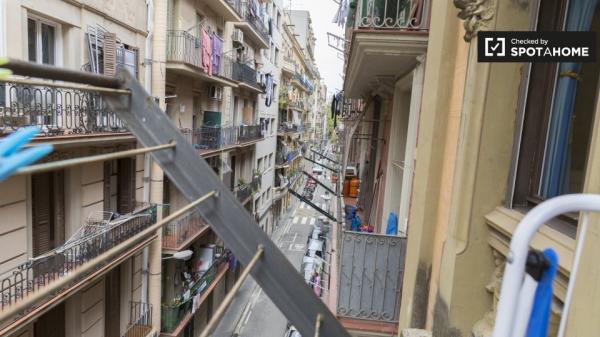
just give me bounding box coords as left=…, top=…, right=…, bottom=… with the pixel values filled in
left=2, top=58, right=123, bottom=89
left=310, top=148, right=340, bottom=165
left=104, top=69, right=351, bottom=337
left=302, top=155, right=338, bottom=173
left=288, top=189, right=337, bottom=222
left=302, top=171, right=337, bottom=196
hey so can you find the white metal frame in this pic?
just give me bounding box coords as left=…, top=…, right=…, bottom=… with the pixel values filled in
left=27, top=14, right=63, bottom=67
left=493, top=194, right=600, bottom=337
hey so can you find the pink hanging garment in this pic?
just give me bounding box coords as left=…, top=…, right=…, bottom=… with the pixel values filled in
left=201, top=29, right=213, bottom=76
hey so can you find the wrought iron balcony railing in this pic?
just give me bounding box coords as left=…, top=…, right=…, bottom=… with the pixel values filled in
left=236, top=173, right=261, bottom=202
left=0, top=82, right=126, bottom=136
left=232, top=62, right=261, bottom=89
left=354, top=0, right=429, bottom=31
left=166, top=30, right=203, bottom=69
left=162, top=209, right=208, bottom=250
left=181, top=125, right=263, bottom=153
left=161, top=253, right=230, bottom=333
left=166, top=30, right=235, bottom=82
left=292, top=73, right=314, bottom=93
left=237, top=125, right=262, bottom=142
left=240, top=1, right=270, bottom=42
left=0, top=204, right=157, bottom=311
left=123, top=301, right=153, bottom=337
left=225, top=0, right=243, bottom=16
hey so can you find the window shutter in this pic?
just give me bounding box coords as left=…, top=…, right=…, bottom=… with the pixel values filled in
left=32, top=173, right=52, bottom=257
left=53, top=170, right=65, bottom=245
left=117, top=158, right=135, bottom=214
left=103, top=32, right=117, bottom=76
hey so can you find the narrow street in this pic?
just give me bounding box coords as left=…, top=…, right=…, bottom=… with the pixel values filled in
left=214, top=158, right=334, bottom=337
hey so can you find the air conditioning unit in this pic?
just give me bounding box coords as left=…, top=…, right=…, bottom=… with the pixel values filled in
left=233, top=28, right=244, bottom=46
left=208, top=85, right=223, bottom=100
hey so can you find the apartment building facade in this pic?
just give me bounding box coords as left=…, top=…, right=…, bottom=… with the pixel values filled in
left=0, top=1, right=158, bottom=337
left=0, top=0, right=328, bottom=336
left=336, top=0, right=600, bottom=336
left=272, top=9, right=319, bottom=224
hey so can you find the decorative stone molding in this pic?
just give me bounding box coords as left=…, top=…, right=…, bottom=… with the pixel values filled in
left=453, top=0, right=496, bottom=41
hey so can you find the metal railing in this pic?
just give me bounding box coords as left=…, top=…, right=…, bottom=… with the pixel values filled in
left=278, top=123, right=305, bottom=134
left=233, top=62, right=260, bottom=89
left=355, top=0, right=429, bottom=30
left=236, top=173, right=261, bottom=203
left=161, top=253, right=229, bottom=333
left=292, top=73, right=314, bottom=92
left=166, top=30, right=203, bottom=69
left=162, top=209, right=208, bottom=250
left=240, top=1, right=270, bottom=42
left=0, top=205, right=157, bottom=311
left=237, top=125, right=261, bottom=142
left=123, top=301, right=153, bottom=337
left=337, top=231, right=406, bottom=322
left=218, top=55, right=235, bottom=81
left=182, top=125, right=263, bottom=152
left=276, top=149, right=301, bottom=166
left=0, top=82, right=126, bottom=136
left=225, top=0, right=243, bottom=16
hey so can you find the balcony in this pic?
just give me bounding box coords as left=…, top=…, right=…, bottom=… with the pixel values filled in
left=181, top=125, right=263, bottom=155
left=163, top=209, right=210, bottom=252
left=232, top=62, right=262, bottom=92
left=0, top=205, right=156, bottom=314
left=344, top=0, right=430, bottom=97
left=161, top=254, right=229, bottom=335
left=202, top=0, right=243, bottom=21
left=292, top=73, right=314, bottom=93
left=165, top=30, right=236, bottom=86
left=0, top=81, right=128, bottom=140
left=282, top=57, right=296, bottom=75
left=277, top=123, right=305, bottom=136
left=236, top=174, right=261, bottom=204
left=234, top=1, right=270, bottom=48
left=276, top=149, right=302, bottom=168
left=123, top=301, right=153, bottom=337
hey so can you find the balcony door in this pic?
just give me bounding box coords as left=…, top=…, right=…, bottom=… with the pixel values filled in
left=104, top=158, right=136, bottom=215
left=105, top=268, right=121, bottom=337
left=31, top=171, right=65, bottom=256
left=34, top=302, right=65, bottom=337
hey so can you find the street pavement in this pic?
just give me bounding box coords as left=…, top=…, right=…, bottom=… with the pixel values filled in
left=213, top=166, right=334, bottom=337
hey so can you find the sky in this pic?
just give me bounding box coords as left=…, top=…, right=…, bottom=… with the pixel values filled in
left=286, top=0, right=345, bottom=96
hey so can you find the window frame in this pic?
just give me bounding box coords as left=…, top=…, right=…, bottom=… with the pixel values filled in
left=27, top=14, right=62, bottom=66
left=507, top=0, right=600, bottom=225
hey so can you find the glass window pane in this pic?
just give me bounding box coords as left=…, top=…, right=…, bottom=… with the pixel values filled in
left=41, top=23, right=55, bottom=65
left=28, top=19, right=37, bottom=62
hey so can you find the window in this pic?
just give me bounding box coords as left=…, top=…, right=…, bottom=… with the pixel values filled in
left=258, top=157, right=263, bottom=172
left=28, top=17, right=58, bottom=65
left=274, top=48, right=280, bottom=66
left=510, top=1, right=600, bottom=212
left=277, top=11, right=281, bottom=29
left=269, top=153, right=274, bottom=167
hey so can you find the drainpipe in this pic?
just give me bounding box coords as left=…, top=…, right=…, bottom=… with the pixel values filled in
left=141, top=0, right=154, bottom=310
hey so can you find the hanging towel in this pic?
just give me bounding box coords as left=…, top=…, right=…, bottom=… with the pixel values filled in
left=212, top=33, right=223, bottom=75
left=201, top=29, right=213, bottom=76
left=265, top=74, right=273, bottom=107
left=526, top=248, right=558, bottom=337
left=386, top=212, right=398, bottom=235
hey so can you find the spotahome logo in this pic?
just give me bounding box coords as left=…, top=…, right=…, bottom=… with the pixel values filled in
left=478, top=31, right=596, bottom=62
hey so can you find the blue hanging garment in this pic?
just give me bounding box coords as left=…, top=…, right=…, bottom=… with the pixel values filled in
left=386, top=212, right=398, bottom=235
left=526, top=248, right=559, bottom=337
left=351, top=215, right=361, bottom=231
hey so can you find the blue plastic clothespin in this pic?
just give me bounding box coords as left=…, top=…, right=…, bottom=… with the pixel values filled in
left=526, top=248, right=559, bottom=337
left=0, top=127, right=53, bottom=181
